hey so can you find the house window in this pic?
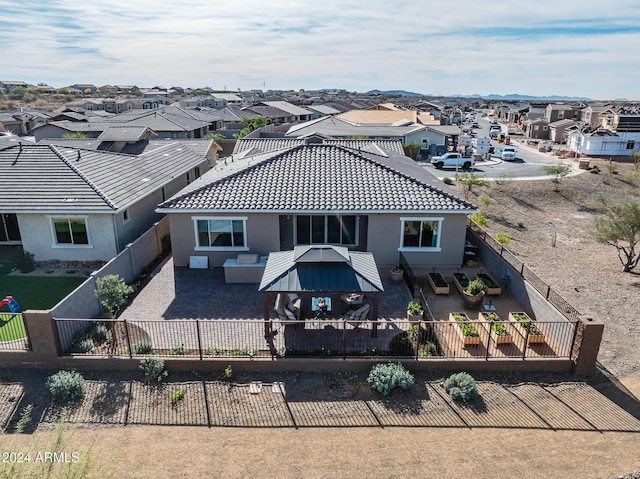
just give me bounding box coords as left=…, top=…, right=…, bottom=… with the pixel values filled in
left=400, top=218, right=442, bottom=251
left=186, top=172, right=191, bottom=184
left=294, top=215, right=357, bottom=246
left=50, top=217, right=90, bottom=247
left=558, top=111, right=565, bottom=120
left=161, top=187, right=166, bottom=202
left=193, top=217, right=247, bottom=250
left=0, top=213, right=21, bottom=242
left=195, top=167, right=201, bottom=178
left=122, top=209, right=130, bottom=224
left=626, top=141, right=635, bottom=150
left=534, top=125, right=539, bottom=131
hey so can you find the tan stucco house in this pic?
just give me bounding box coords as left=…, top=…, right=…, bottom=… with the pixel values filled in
left=157, top=139, right=476, bottom=271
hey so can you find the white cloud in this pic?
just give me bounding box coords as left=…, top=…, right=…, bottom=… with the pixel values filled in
left=1, top=0, right=639, bottom=99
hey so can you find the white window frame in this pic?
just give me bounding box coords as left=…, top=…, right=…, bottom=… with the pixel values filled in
left=293, top=215, right=359, bottom=246
left=48, top=215, right=93, bottom=249
left=192, top=216, right=248, bottom=251
left=398, top=217, right=443, bottom=252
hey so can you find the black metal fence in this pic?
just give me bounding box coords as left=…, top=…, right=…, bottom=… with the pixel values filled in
left=467, top=221, right=582, bottom=321
left=54, top=316, right=577, bottom=360
left=0, top=313, right=29, bottom=350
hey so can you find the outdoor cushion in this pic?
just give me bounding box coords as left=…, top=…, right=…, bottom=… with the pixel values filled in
left=236, top=253, right=259, bottom=264
left=288, top=293, right=299, bottom=301
left=284, top=308, right=297, bottom=321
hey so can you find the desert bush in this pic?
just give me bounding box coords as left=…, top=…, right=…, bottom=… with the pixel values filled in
left=134, top=340, right=152, bottom=355
left=72, top=337, right=95, bottom=353
left=89, top=322, right=108, bottom=343
left=367, top=362, right=415, bottom=396
left=443, top=372, right=479, bottom=401
left=46, top=370, right=86, bottom=402
left=470, top=212, right=489, bottom=227
left=140, top=357, right=167, bottom=384
left=9, top=247, right=35, bottom=273
left=442, top=176, right=453, bottom=185
left=170, top=389, right=186, bottom=406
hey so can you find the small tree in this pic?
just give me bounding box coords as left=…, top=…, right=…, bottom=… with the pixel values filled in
left=544, top=163, right=571, bottom=192
left=95, top=274, right=133, bottom=318
left=454, top=172, right=489, bottom=199
left=62, top=132, right=88, bottom=139
left=593, top=196, right=640, bottom=273
left=204, top=132, right=225, bottom=143
left=403, top=141, right=422, bottom=160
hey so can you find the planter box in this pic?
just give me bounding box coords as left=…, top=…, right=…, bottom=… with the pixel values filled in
left=449, top=312, right=481, bottom=346
left=452, top=272, right=470, bottom=295
left=391, top=270, right=404, bottom=281
left=509, top=312, right=545, bottom=344
left=475, top=273, right=501, bottom=295
left=427, top=272, right=450, bottom=295
left=478, top=311, right=512, bottom=345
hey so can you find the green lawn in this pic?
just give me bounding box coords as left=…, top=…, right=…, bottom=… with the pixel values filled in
left=0, top=275, right=86, bottom=311
left=0, top=313, right=26, bottom=341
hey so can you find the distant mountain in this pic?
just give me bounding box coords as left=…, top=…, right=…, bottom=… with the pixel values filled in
left=368, top=89, right=426, bottom=97
left=366, top=90, right=592, bottom=101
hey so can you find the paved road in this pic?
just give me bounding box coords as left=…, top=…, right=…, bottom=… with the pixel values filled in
left=425, top=116, right=583, bottom=181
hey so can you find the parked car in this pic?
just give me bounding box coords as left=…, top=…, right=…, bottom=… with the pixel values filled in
left=494, top=146, right=517, bottom=161
left=430, top=152, right=474, bottom=169
left=489, top=126, right=501, bottom=138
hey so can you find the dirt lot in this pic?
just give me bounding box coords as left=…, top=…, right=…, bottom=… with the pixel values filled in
left=475, top=156, right=640, bottom=378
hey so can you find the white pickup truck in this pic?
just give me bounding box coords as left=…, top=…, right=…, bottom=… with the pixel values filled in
left=430, top=152, right=475, bottom=169
left=494, top=146, right=517, bottom=161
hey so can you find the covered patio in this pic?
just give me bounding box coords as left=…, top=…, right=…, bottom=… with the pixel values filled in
left=259, top=245, right=384, bottom=339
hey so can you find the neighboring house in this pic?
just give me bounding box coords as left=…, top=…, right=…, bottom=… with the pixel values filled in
left=580, top=104, right=611, bottom=125
left=157, top=140, right=476, bottom=271
left=549, top=119, right=577, bottom=143
left=241, top=105, right=295, bottom=124
left=285, top=116, right=460, bottom=149
left=544, top=104, right=581, bottom=123
left=306, top=104, right=341, bottom=119
left=0, top=142, right=210, bottom=262
left=337, top=109, right=439, bottom=126
left=567, top=107, right=640, bottom=156
left=68, top=84, right=98, bottom=93
left=253, top=101, right=314, bottom=122
left=0, top=81, right=31, bottom=93
left=523, top=118, right=550, bottom=140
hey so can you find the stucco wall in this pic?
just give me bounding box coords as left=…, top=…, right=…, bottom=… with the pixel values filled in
left=368, top=213, right=468, bottom=269
left=169, top=213, right=280, bottom=267
left=18, top=213, right=118, bottom=262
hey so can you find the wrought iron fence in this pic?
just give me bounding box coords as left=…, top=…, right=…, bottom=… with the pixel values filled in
left=54, top=316, right=577, bottom=360
left=0, top=313, right=30, bottom=350
left=467, top=221, right=582, bottom=321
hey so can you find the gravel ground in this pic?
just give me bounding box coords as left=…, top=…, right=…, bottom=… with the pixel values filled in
left=472, top=156, right=640, bottom=378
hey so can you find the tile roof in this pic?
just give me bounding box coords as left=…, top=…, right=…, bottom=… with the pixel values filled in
left=159, top=144, right=474, bottom=213
left=257, top=101, right=313, bottom=116
left=97, top=126, right=155, bottom=141
left=0, top=143, right=205, bottom=212
left=233, top=138, right=405, bottom=156
left=286, top=115, right=426, bottom=138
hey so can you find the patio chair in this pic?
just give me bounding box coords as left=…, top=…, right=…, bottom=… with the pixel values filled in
left=343, top=303, right=371, bottom=328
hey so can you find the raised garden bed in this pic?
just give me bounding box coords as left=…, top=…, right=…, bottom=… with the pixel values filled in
left=478, top=311, right=512, bottom=345
left=452, top=273, right=470, bottom=295
left=509, top=312, right=545, bottom=344
left=427, top=272, right=450, bottom=295
left=449, top=312, right=481, bottom=346
left=475, top=273, right=502, bottom=295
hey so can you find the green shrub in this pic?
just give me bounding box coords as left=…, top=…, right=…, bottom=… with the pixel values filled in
left=367, top=362, right=415, bottom=396
left=407, top=301, right=424, bottom=315
left=466, top=279, right=484, bottom=295
left=495, top=232, right=514, bottom=245
left=9, top=247, right=35, bottom=273
left=134, top=340, right=152, bottom=355
left=443, top=176, right=453, bottom=185
left=418, top=342, right=437, bottom=357
left=46, top=370, right=86, bottom=402
left=204, top=346, right=223, bottom=357
left=470, top=212, right=489, bottom=227
left=443, top=372, right=479, bottom=401
left=170, top=389, right=186, bottom=406
left=72, top=337, right=95, bottom=353
left=169, top=344, right=186, bottom=355
left=140, top=357, right=167, bottom=384
left=89, top=322, right=109, bottom=343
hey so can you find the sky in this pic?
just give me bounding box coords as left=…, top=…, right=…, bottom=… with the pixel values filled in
left=1, top=0, right=639, bottom=100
